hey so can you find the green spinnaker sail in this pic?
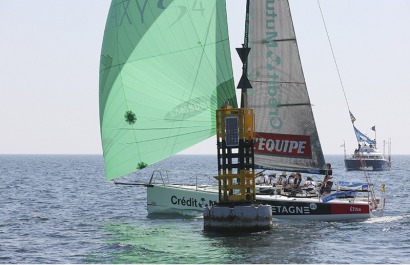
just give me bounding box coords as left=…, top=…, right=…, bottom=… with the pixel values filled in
left=99, top=0, right=237, bottom=180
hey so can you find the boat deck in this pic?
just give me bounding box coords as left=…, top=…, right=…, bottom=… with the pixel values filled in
left=156, top=183, right=373, bottom=205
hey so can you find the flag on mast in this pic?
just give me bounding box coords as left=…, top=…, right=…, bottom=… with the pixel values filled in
left=349, top=112, right=356, bottom=123
left=354, top=126, right=376, bottom=145
left=371, top=126, right=376, bottom=131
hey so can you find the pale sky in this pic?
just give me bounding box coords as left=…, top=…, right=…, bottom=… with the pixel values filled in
left=1, top=0, right=409, bottom=155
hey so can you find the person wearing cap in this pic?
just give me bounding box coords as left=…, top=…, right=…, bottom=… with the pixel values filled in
left=257, top=173, right=269, bottom=185
left=268, top=173, right=277, bottom=186
left=305, top=176, right=317, bottom=192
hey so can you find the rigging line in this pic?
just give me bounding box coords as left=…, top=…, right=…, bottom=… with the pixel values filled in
left=358, top=155, right=378, bottom=208
left=317, top=2, right=376, bottom=190
left=317, top=0, right=351, bottom=113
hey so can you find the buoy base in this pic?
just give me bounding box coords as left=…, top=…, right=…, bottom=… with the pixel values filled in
left=203, top=204, right=272, bottom=233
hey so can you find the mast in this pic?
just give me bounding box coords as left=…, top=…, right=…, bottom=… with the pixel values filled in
left=244, top=0, right=250, bottom=49
left=236, top=0, right=252, bottom=108
left=343, top=140, right=346, bottom=159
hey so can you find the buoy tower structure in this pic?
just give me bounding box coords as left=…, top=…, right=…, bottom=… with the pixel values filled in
left=203, top=0, right=272, bottom=233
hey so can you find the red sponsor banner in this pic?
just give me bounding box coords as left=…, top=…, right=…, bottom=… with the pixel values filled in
left=331, top=204, right=370, bottom=214
left=254, top=132, right=312, bottom=158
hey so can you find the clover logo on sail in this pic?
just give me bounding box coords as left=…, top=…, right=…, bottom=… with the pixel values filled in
left=124, top=110, right=137, bottom=125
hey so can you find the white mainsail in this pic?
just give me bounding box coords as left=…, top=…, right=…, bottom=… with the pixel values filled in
left=247, top=0, right=326, bottom=172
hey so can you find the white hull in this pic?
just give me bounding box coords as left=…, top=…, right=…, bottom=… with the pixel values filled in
left=147, top=184, right=385, bottom=222
left=147, top=184, right=218, bottom=216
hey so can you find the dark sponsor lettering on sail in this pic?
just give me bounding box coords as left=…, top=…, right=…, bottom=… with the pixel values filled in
left=254, top=132, right=312, bottom=158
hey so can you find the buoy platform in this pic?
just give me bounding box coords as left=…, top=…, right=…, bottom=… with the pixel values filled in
left=203, top=204, right=272, bottom=233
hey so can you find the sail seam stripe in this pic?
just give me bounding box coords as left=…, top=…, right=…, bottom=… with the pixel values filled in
left=121, top=128, right=212, bottom=144
left=251, top=80, right=306, bottom=85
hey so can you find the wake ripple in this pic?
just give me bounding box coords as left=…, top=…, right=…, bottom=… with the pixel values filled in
left=364, top=214, right=410, bottom=224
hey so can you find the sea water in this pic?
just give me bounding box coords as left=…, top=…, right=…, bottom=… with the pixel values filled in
left=0, top=154, right=409, bottom=263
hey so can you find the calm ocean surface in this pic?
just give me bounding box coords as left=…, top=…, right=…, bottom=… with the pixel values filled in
left=1, top=154, right=409, bottom=264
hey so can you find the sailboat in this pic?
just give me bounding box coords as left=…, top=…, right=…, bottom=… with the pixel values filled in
left=344, top=115, right=391, bottom=171
left=99, top=0, right=385, bottom=221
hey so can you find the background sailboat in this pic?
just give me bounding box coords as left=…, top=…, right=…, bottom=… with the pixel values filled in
left=344, top=113, right=391, bottom=171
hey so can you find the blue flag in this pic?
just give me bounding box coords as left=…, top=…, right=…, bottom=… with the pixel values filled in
left=322, top=191, right=358, bottom=203
left=338, top=181, right=369, bottom=190
left=354, top=125, right=376, bottom=145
